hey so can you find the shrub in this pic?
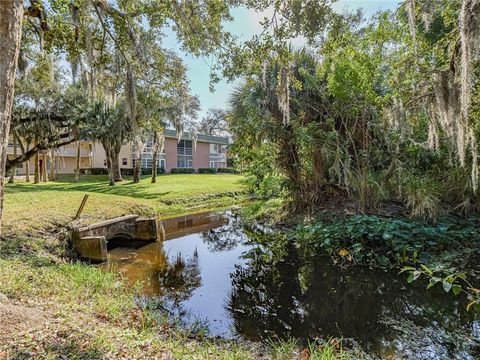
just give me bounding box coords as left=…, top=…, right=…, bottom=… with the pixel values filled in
left=403, top=176, right=441, bottom=221
left=217, top=167, right=237, bottom=174
left=120, top=168, right=134, bottom=176
left=170, top=168, right=195, bottom=174
left=198, top=168, right=217, bottom=174
left=90, top=168, right=109, bottom=175
left=245, top=174, right=286, bottom=198
left=141, top=167, right=165, bottom=175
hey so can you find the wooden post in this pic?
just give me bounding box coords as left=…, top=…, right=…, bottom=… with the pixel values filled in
left=74, top=194, right=89, bottom=220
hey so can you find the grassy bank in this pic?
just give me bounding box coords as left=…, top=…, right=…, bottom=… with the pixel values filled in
left=3, top=174, right=247, bottom=237
left=0, top=175, right=347, bottom=359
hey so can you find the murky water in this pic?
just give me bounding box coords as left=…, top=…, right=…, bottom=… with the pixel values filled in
left=103, top=211, right=480, bottom=359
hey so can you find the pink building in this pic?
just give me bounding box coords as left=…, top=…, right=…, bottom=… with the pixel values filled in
left=92, top=130, right=229, bottom=173
left=7, top=131, right=229, bottom=175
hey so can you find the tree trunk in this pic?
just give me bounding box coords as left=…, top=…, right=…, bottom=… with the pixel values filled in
left=8, top=136, right=17, bottom=183
left=106, top=149, right=115, bottom=186
left=25, top=144, right=30, bottom=182
left=34, top=151, right=40, bottom=183
left=48, top=149, right=55, bottom=181
left=133, top=152, right=142, bottom=183
left=133, top=136, right=143, bottom=183
left=0, top=0, right=23, bottom=234
left=41, top=151, right=48, bottom=182
left=75, top=141, right=81, bottom=182
left=277, top=124, right=302, bottom=200
left=55, top=152, right=59, bottom=179
left=151, top=133, right=158, bottom=184
left=112, top=144, right=123, bottom=182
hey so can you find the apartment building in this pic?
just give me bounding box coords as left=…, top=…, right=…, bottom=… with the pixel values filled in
left=8, top=130, right=229, bottom=175
left=7, top=141, right=94, bottom=176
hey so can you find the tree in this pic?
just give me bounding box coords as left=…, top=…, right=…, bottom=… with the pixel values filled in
left=85, top=101, right=131, bottom=186
left=0, top=0, right=23, bottom=234
left=199, top=108, right=229, bottom=136
left=74, top=141, right=81, bottom=182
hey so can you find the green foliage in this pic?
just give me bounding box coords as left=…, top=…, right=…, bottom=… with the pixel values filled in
left=90, top=168, right=109, bottom=175
left=296, top=215, right=480, bottom=267
left=403, top=176, right=441, bottom=221
left=217, top=167, right=237, bottom=174
left=90, top=167, right=161, bottom=177
left=170, top=168, right=196, bottom=174
left=244, top=175, right=287, bottom=199
left=198, top=167, right=218, bottom=174
left=241, top=198, right=284, bottom=222
left=402, top=264, right=480, bottom=313
left=141, top=167, right=165, bottom=176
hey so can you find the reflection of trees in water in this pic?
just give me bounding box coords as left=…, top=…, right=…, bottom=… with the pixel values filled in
left=200, top=213, right=249, bottom=252
left=227, top=238, right=479, bottom=358
left=158, top=250, right=201, bottom=306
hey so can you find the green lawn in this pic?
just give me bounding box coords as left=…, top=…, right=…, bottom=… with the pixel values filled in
left=3, top=173, right=246, bottom=237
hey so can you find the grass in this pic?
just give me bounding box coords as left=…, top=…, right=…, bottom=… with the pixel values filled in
left=0, top=174, right=347, bottom=359
left=3, top=173, right=247, bottom=237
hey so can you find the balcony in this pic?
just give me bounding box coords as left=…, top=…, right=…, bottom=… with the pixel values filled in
left=210, top=152, right=226, bottom=161
left=57, top=149, right=92, bottom=157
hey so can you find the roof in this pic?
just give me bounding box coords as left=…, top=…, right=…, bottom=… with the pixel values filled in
left=164, top=129, right=229, bottom=145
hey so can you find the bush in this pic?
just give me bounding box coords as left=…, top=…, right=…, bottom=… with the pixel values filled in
left=244, top=174, right=286, bottom=199
left=141, top=167, right=165, bottom=175
left=90, top=168, right=108, bottom=175
left=120, top=168, right=134, bottom=176
left=217, top=167, right=237, bottom=174
left=170, top=168, right=195, bottom=174
left=198, top=168, right=217, bottom=174
left=403, top=176, right=441, bottom=221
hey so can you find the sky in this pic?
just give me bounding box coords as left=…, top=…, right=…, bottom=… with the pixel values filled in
left=164, top=0, right=400, bottom=121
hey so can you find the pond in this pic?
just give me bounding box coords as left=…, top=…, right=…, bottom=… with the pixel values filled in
left=103, top=211, right=480, bottom=359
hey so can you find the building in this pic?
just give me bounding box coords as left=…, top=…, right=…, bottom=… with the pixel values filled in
left=7, top=141, right=94, bottom=176
left=7, top=130, right=229, bottom=175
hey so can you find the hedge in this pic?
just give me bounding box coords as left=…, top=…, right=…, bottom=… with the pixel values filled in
left=170, top=168, right=196, bottom=174
left=90, top=168, right=109, bottom=175
left=198, top=168, right=217, bottom=174
left=141, top=167, right=165, bottom=175
left=89, top=167, right=166, bottom=176
left=217, top=167, right=237, bottom=174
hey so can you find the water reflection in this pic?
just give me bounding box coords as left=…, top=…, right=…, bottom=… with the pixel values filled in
left=161, top=212, right=228, bottom=240
left=228, top=240, right=480, bottom=358
left=102, top=211, right=480, bottom=359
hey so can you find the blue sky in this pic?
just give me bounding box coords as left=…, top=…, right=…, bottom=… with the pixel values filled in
left=164, top=0, right=400, bottom=120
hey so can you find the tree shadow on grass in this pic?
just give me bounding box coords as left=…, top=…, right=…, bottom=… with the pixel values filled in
left=5, top=174, right=242, bottom=202
left=5, top=176, right=174, bottom=200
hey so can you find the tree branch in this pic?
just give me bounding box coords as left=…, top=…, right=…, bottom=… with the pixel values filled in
left=6, top=137, right=75, bottom=174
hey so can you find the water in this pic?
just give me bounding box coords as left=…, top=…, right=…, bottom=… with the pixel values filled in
left=103, top=211, right=480, bottom=359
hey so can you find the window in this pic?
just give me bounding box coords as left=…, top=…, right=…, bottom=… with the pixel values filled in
left=177, top=140, right=193, bottom=168
left=133, top=155, right=165, bottom=169
left=122, top=158, right=128, bottom=166
left=103, top=159, right=107, bottom=166
left=210, top=161, right=226, bottom=168
left=213, top=144, right=226, bottom=153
